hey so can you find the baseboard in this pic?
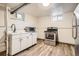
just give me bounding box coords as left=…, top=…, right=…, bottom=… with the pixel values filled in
left=58, top=41, right=75, bottom=46
left=37, top=38, right=75, bottom=46
left=37, top=38, right=44, bottom=41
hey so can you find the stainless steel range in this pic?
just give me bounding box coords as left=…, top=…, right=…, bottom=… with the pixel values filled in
left=44, top=27, right=58, bottom=46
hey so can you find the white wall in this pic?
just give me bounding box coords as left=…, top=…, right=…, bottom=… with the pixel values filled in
left=36, top=16, right=51, bottom=39
left=0, top=10, right=5, bottom=26
left=37, top=12, right=75, bottom=44
left=0, top=7, right=6, bottom=52
left=7, top=9, right=37, bottom=33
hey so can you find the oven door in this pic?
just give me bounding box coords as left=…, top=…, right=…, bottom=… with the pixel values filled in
left=45, top=32, right=54, bottom=39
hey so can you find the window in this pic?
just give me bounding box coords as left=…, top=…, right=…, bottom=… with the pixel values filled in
left=52, top=15, right=63, bottom=21
left=53, top=16, right=57, bottom=21
left=58, top=15, right=63, bottom=20
left=16, top=12, right=25, bottom=21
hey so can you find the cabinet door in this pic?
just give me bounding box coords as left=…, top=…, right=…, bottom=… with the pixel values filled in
left=21, top=38, right=28, bottom=50
left=32, top=33, right=37, bottom=45
left=21, top=34, right=28, bottom=50
left=11, top=38, right=21, bottom=55
left=21, top=33, right=33, bottom=50
left=27, top=33, right=33, bottom=47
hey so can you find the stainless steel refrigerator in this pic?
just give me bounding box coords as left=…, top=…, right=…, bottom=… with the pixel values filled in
left=73, top=4, right=79, bottom=56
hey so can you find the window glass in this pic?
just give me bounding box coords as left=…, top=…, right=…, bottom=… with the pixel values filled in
left=58, top=15, right=62, bottom=20
left=53, top=16, right=57, bottom=21
left=52, top=15, right=63, bottom=21
left=16, top=13, right=24, bottom=21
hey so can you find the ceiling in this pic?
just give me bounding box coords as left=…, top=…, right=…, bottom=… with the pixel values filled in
left=17, top=3, right=77, bottom=17
left=7, top=3, right=22, bottom=10
left=7, top=3, right=78, bottom=17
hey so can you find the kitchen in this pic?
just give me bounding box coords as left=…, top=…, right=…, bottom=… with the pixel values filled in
left=0, top=3, right=79, bottom=56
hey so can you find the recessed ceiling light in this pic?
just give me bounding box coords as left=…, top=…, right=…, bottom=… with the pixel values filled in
left=42, top=3, right=50, bottom=6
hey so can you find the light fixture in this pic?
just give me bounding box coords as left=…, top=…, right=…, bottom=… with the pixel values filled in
left=42, top=3, right=50, bottom=6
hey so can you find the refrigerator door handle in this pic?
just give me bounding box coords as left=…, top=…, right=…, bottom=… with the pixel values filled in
left=72, top=26, right=77, bottom=39
left=72, top=13, right=77, bottom=39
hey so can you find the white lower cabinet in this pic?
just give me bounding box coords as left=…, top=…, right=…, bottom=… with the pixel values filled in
left=9, top=32, right=37, bottom=55
left=10, top=38, right=21, bottom=55
left=21, top=37, right=28, bottom=50
left=32, top=33, right=37, bottom=45
left=20, top=34, right=29, bottom=50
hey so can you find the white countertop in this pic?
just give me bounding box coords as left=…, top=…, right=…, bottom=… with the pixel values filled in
left=8, top=30, right=37, bottom=35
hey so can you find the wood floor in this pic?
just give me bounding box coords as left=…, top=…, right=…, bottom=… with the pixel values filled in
left=0, top=51, right=6, bottom=56
left=16, top=40, right=75, bottom=56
